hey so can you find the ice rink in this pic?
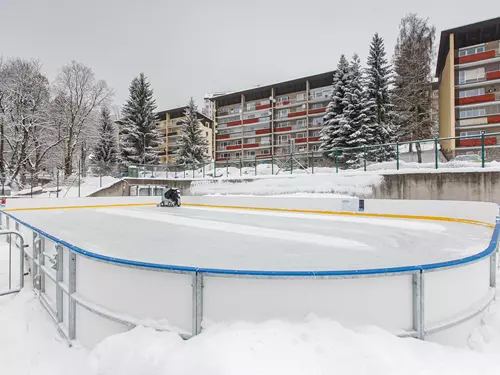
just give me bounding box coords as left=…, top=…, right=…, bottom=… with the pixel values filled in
left=10, top=205, right=493, bottom=271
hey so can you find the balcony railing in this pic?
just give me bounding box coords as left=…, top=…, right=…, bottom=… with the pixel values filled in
left=456, top=48, right=499, bottom=65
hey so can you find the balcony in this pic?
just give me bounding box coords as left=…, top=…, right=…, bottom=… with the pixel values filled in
left=457, top=93, right=496, bottom=105
left=288, top=110, right=307, bottom=118
left=457, top=49, right=497, bottom=65
left=274, top=96, right=307, bottom=109
left=226, top=144, right=242, bottom=150
left=459, top=137, right=497, bottom=147
left=308, top=107, right=327, bottom=115
left=487, top=71, right=500, bottom=80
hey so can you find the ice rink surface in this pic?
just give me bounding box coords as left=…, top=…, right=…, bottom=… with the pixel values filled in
left=12, top=205, right=493, bottom=271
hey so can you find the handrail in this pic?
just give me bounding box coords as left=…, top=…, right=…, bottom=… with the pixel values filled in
left=1, top=210, right=498, bottom=277
left=0, top=229, right=25, bottom=295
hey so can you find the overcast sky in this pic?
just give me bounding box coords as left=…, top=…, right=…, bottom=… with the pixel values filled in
left=0, top=0, right=496, bottom=112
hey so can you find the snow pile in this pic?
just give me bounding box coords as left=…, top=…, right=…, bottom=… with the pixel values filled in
left=190, top=172, right=382, bottom=196
left=89, top=319, right=500, bottom=375
left=2, top=288, right=500, bottom=374
left=0, top=290, right=90, bottom=375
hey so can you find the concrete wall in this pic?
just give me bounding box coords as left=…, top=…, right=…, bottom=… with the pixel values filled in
left=374, top=171, right=500, bottom=203
left=90, top=171, right=500, bottom=204
left=439, top=33, right=455, bottom=152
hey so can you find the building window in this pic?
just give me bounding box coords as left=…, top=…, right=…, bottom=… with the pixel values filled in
left=459, top=88, right=485, bottom=98
left=294, top=107, right=305, bottom=113
left=278, top=96, right=289, bottom=102
left=312, top=103, right=324, bottom=110
left=296, top=146, right=306, bottom=153
left=245, top=114, right=256, bottom=119
left=311, top=118, right=323, bottom=126
left=458, top=44, right=486, bottom=57
left=311, top=145, right=319, bottom=151
left=260, top=149, right=269, bottom=155
left=246, top=138, right=256, bottom=144
left=296, top=93, right=305, bottom=101
left=278, top=109, right=289, bottom=118
left=277, top=122, right=290, bottom=128
left=247, top=102, right=255, bottom=111
left=296, top=132, right=306, bottom=139
left=311, top=130, right=321, bottom=137
left=296, top=119, right=306, bottom=127
left=277, top=134, right=289, bottom=144
left=220, top=141, right=228, bottom=147
left=460, top=108, right=486, bottom=118
left=460, top=131, right=481, bottom=137
left=459, top=67, right=485, bottom=84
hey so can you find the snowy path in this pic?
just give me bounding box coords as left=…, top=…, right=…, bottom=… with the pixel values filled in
left=11, top=205, right=492, bottom=271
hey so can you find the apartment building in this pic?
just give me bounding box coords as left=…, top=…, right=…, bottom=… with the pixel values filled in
left=437, top=17, right=500, bottom=155
left=209, top=71, right=334, bottom=162
left=156, top=106, right=214, bottom=164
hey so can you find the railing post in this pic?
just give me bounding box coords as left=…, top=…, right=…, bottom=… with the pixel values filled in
left=363, top=146, right=367, bottom=172
left=240, top=158, right=242, bottom=177
left=56, top=244, right=64, bottom=323
left=271, top=154, right=274, bottom=175
left=396, top=142, right=400, bottom=170
left=213, top=160, right=216, bottom=178
left=192, top=272, right=203, bottom=336
left=68, top=251, right=77, bottom=340
left=412, top=270, right=425, bottom=340
left=226, top=159, right=229, bottom=177
left=311, top=152, right=315, bottom=174
left=38, top=236, right=45, bottom=292
left=334, top=150, right=338, bottom=173
left=32, top=232, right=39, bottom=289
left=481, top=131, right=485, bottom=168
left=202, top=163, right=205, bottom=179
left=434, top=137, right=439, bottom=169
left=254, top=155, right=257, bottom=176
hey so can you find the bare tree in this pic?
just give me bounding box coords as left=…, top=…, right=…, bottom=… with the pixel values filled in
left=0, top=59, right=63, bottom=187
left=392, top=13, right=436, bottom=163
left=52, top=61, right=113, bottom=177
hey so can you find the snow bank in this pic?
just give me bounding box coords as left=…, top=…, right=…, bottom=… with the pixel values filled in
left=190, top=173, right=382, bottom=196
left=0, top=289, right=90, bottom=375
left=89, top=319, right=500, bottom=375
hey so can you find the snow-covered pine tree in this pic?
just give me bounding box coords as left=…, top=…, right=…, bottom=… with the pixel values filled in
left=340, top=54, right=372, bottom=169
left=365, top=33, right=396, bottom=162
left=176, top=98, right=209, bottom=166
left=119, top=73, right=161, bottom=166
left=320, top=55, right=350, bottom=157
left=92, top=107, right=118, bottom=174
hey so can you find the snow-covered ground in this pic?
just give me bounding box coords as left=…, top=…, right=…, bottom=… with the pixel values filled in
left=13, top=176, right=119, bottom=198
left=1, top=285, right=500, bottom=375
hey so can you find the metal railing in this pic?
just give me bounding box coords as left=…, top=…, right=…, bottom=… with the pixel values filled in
left=0, top=222, right=25, bottom=297
left=0, top=208, right=498, bottom=346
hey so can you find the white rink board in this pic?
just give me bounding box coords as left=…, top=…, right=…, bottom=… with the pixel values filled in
left=202, top=275, right=413, bottom=332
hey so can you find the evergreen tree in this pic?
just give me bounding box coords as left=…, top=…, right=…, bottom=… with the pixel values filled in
left=176, top=98, right=209, bottom=166
left=92, top=107, right=118, bottom=174
left=119, top=73, right=161, bottom=166
left=340, top=54, right=372, bottom=169
left=366, top=33, right=396, bottom=162
left=320, top=55, right=350, bottom=156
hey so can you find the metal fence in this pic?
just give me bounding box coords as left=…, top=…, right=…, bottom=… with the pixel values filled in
left=134, top=132, right=500, bottom=179
left=1, top=209, right=499, bottom=347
